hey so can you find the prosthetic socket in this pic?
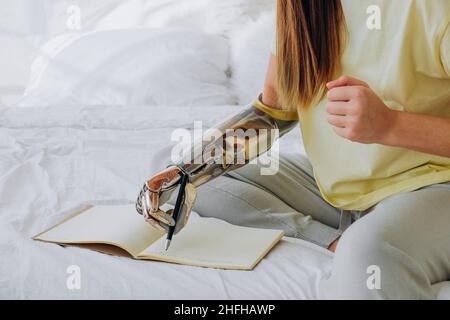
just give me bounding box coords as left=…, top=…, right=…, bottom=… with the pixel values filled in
left=136, top=96, right=298, bottom=233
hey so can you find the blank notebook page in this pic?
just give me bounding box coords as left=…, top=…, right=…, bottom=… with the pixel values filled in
left=35, top=205, right=164, bottom=256
left=140, top=217, right=283, bottom=269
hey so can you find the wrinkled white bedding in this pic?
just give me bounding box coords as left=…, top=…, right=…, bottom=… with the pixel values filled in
left=0, top=103, right=326, bottom=300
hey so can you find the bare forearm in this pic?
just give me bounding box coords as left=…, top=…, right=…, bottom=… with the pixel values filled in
left=262, top=86, right=281, bottom=109
left=382, top=111, right=450, bottom=158
left=262, top=53, right=282, bottom=110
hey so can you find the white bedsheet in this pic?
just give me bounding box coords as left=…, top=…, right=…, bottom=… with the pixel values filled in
left=0, top=103, right=324, bottom=300
left=0, top=104, right=448, bottom=300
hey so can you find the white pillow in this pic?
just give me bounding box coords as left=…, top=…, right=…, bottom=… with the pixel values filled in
left=229, top=12, right=276, bottom=104
left=19, top=29, right=234, bottom=107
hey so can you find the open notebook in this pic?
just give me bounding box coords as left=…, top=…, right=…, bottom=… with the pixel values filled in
left=33, top=205, right=284, bottom=270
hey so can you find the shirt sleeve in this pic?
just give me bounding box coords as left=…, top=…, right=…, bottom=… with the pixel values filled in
left=440, top=22, right=450, bottom=76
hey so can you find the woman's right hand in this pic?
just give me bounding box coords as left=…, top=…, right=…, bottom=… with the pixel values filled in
left=136, top=166, right=197, bottom=234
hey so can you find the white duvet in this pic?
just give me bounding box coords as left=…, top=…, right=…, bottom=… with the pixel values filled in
left=0, top=103, right=329, bottom=300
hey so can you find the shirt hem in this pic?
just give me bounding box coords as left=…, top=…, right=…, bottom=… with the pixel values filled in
left=316, top=170, right=450, bottom=211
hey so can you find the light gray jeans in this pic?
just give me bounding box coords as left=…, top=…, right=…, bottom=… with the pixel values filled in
left=189, top=153, right=450, bottom=299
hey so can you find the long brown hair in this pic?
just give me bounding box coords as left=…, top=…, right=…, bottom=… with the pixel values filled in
left=276, top=0, right=346, bottom=111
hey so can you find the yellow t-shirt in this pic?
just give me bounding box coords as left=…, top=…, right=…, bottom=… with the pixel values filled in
left=266, top=0, right=450, bottom=211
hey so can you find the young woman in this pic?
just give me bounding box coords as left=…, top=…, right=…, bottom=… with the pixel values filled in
left=137, top=0, right=450, bottom=299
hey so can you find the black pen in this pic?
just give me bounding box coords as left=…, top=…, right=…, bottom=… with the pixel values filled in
left=165, top=172, right=189, bottom=251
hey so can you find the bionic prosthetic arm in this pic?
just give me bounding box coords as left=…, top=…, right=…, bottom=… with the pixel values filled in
left=136, top=96, right=298, bottom=233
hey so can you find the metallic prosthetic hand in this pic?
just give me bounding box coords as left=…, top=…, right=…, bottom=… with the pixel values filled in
left=136, top=96, right=298, bottom=233
left=136, top=167, right=197, bottom=233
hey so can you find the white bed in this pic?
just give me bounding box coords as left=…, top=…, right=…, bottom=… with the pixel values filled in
left=0, top=102, right=329, bottom=300
left=0, top=0, right=448, bottom=300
